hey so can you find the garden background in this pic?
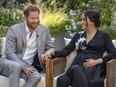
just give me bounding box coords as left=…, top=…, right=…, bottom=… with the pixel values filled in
left=0, top=0, right=116, bottom=49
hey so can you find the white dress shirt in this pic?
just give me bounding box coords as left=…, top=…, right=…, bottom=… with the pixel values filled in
left=22, top=23, right=38, bottom=65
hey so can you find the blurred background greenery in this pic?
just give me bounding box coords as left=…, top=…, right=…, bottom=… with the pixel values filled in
left=0, top=0, right=116, bottom=39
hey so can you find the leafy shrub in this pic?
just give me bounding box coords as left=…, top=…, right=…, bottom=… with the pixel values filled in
left=40, top=8, right=69, bottom=36
left=0, top=8, right=23, bottom=27
left=37, top=0, right=116, bottom=39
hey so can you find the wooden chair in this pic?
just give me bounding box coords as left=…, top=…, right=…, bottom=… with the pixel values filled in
left=45, top=56, right=116, bottom=87
left=45, top=39, right=116, bottom=87
left=45, top=57, right=66, bottom=87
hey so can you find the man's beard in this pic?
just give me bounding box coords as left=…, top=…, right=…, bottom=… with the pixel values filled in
left=27, top=21, right=40, bottom=30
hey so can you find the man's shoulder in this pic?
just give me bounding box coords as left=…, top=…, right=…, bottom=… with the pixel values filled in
left=9, top=22, right=24, bottom=31
left=38, top=24, right=48, bottom=30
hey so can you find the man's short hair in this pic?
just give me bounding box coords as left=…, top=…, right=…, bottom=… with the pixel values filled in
left=23, top=4, right=40, bottom=17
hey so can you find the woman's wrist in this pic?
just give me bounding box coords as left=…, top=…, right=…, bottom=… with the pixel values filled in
left=98, top=58, right=103, bottom=64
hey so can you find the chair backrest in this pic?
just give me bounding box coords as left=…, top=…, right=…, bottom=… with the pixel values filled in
left=64, top=38, right=116, bottom=72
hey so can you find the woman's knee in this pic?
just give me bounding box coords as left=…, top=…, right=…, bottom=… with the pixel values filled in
left=58, top=74, right=69, bottom=83
left=71, top=65, right=82, bottom=73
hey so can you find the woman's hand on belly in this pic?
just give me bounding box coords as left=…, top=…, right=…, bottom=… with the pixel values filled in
left=83, top=58, right=102, bottom=68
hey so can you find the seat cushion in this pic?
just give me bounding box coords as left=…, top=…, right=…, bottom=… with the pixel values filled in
left=65, top=50, right=76, bottom=72
left=37, top=73, right=46, bottom=87
left=0, top=73, right=46, bottom=87
left=64, top=37, right=76, bottom=72
left=0, top=75, right=25, bottom=87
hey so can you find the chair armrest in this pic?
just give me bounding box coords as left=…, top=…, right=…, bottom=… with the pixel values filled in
left=106, top=59, right=116, bottom=87
left=45, top=57, right=66, bottom=87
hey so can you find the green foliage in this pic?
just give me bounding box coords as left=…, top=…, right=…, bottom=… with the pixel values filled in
left=64, top=0, right=116, bottom=27
left=0, top=1, right=68, bottom=36
left=0, top=8, right=23, bottom=27
left=99, top=26, right=116, bottom=39
left=0, top=0, right=116, bottom=39
left=0, top=26, right=8, bottom=37
left=40, top=8, right=69, bottom=36
left=0, top=0, right=24, bottom=27
left=37, top=0, right=116, bottom=39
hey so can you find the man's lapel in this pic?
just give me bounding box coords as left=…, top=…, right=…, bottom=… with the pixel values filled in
left=20, top=23, right=27, bottom=56
left=36, top=28, right=42, bottom=57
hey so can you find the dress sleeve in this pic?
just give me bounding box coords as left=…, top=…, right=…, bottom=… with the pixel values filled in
left=102, top=33, right=116, bottom=63
left=54, top=33, right=78, bottom=58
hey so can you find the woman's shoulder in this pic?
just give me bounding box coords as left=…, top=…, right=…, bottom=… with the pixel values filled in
left=98, top=30, right=108, bottom=34
left=98, top=30, right=110, bottom=38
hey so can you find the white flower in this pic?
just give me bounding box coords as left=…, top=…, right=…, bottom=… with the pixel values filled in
left=65, top=25, right=72, bottom=31
left=86, top=4, right=90, bottom=7
left=77, top=21, right=81, bottom=25
left=82, top=2, right=86, bottom=6
left=70, top=10, right=76, bottom=16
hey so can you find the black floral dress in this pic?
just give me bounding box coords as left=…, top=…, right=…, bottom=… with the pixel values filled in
left=54, top=30, right=116, bottom=87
